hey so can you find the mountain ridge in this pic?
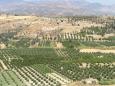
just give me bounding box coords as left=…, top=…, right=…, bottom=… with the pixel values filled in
left=0, top=0, right=115, bottom=16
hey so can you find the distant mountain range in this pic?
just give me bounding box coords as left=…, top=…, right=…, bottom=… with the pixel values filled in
left=0, top=0, right=115, bottom=16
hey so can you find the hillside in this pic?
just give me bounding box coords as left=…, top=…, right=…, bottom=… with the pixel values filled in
left=0, top=15, right=115, bottom=86
left=0, top=0, right=115, bottom=16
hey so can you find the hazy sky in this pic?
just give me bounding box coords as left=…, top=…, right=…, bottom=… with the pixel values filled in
left=0, top=0, right=115, bottom=5
left=87, top=0, right=115, bottom=5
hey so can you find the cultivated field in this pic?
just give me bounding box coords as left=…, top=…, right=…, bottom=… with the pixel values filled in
left=0, top=15, right=115, bottom=86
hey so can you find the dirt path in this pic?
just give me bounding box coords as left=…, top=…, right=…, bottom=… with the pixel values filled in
left=80, top=49, right=115, bottom=54
left=0, top=59, right=8, bottom=70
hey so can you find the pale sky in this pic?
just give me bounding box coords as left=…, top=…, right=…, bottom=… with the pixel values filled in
left=0, top=0, right=115, bottom=5
left=86, top=0, right=115, bottom=5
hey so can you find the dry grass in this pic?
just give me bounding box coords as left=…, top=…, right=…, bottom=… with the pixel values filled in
left=80, top=49, right=115, bottom=54
left=0, top=15, right=103, bottom=38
